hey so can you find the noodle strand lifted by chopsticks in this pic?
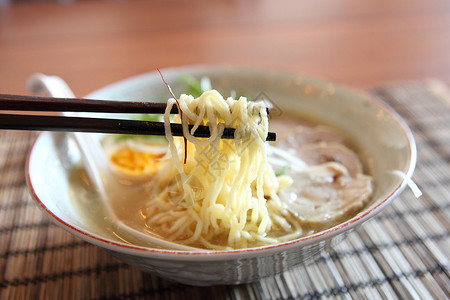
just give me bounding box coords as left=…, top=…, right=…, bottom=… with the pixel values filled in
left=142, top=90, right=297, bottom=250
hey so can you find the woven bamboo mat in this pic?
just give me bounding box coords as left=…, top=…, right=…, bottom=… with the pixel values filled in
left=0, top=80, right=449, bottom=300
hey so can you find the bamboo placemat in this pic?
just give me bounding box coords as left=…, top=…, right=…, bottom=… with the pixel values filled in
left=0, top=80, right=449, bottom=299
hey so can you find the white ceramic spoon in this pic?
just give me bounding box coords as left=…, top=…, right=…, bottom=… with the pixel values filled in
left=27, top=73, right=198, bottom=251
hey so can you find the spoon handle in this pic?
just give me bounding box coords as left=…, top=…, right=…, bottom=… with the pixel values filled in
left=27, top=73, right=109, bottom=198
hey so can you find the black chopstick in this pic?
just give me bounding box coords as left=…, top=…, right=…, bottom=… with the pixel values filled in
left=0, top=94, right=174, bottom=114
left=0, top=114, right=276, bottom=141
left=0, top=94, right=276, bottom=141
left=0, top=94, right=271, bottom=115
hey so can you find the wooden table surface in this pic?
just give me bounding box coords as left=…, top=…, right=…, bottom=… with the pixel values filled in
left=1, top=0, right=450, bottom=96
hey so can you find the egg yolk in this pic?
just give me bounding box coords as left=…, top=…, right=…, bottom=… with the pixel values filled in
left=110, top=148, right=165, bottom=176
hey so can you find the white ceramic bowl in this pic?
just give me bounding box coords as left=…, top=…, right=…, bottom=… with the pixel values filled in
left=27, top=66, right=416, bottom=286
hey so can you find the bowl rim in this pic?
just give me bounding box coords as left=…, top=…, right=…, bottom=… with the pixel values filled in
left=26, top=66, right=417, bottom=260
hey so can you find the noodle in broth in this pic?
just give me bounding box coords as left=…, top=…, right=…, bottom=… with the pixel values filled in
left=142, top=90, right=299, bottom=249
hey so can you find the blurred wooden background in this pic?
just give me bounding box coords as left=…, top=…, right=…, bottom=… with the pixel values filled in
left=1, top=0, right=450, bottom=96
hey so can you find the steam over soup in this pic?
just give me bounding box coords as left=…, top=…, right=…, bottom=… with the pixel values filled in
left=69, top=89, right=373, bottom=250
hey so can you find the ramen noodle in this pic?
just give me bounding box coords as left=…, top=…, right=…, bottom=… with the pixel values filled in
left=106, top=90, right=374, bottom=250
